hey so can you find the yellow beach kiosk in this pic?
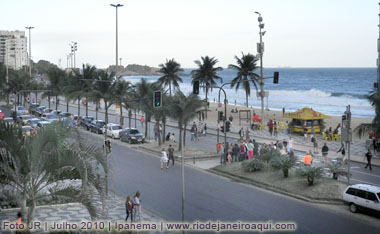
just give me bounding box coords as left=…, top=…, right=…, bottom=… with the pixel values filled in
left=283, top=107, right=331, bottom=134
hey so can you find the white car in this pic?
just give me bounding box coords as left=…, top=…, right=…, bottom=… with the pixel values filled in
left=19, top=115, right=33, bottom=125
left=41, top=113, right=59, bottom=122
left=342, top=184, right=380, bottom=213
left=106, top=123, right=123, bottom=139
left=26, top=118, right=41, bottom=128
left=16, top=106, right=28, bottom=115
left=37, top=121, right=51, bottom=129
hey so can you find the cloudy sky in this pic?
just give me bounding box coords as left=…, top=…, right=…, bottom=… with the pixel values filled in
left=1, top=0, right=378, bottom=68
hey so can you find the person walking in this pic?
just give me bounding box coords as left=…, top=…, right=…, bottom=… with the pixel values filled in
left=337, top=143, right=346, bottom=164
left=125, top=196, right=134, bottom=222
left=239, top=127, right=244, bottom=140
left=247, top=140, right=254, bottom=160
left=239, top=141, right=247, bottom=161
left=364, top=149, right=373, bottom=170
left=140, top=116, right=145, bottom=127
left=232, top=143, right=240, bottom=163
left=167, top=145, right=175, bottom=166
left=245, top=127, right=250, bottom=141
left=321, top=143, right=329, bottom=163
left=190, top=123, right=196, bottom=141
left=268, top=120, right=273, bottom=136
left=220, top=143, right=225, bottom=164
left=133, top=191, right=142, bottom=222
left=160, top=149, right=168, bottom=169
left=311, top=136, right=318, bottom=154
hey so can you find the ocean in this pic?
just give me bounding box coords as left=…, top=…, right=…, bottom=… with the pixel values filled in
left=122, top=68, right=377, bottom=119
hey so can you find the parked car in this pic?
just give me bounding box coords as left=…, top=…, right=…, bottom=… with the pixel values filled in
left=26, top=118, right=41, bottom=128
left=120, top=128, right=145, bottom=144
left=51, top=110, right=62, bottom=116
left=89, top=120, right=106, bottom=134
left=59, top=112, right=72, bottom=119
left=81, top=116, right=95, bottom=130
left=19, top=115, right=33, bottom=125
left=37, top=121, right=51, bottom=129
left=16, top=106, right=28, bottom=115
left=3, top=117, right=14, bottom=125
left=43, top=108, right=53, bottom=114
left=41, top=113, right=59, bottom=122
left=35, top=106, right=46, bottom=117
left=29, top=103, right=40, bottom=114
left=342, top=184, right=380, bottom=213
left=106, top=123, right=123, bottom=139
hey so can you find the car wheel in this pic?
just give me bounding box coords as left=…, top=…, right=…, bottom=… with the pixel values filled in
left=128, top=139, right=132, bottom=144
left=349, top=203, right=357, bottom=213
left=112, top=135, right=115, bottom=139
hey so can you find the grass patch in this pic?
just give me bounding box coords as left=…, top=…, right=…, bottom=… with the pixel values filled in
left=213, top=161, right=347, bottom=201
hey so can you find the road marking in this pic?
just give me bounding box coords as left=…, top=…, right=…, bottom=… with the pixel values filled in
left=351, top=169, right=380, bottom=178
left=350, top=167, right=359, bottom=169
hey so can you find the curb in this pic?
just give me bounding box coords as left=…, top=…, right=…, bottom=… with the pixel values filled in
left=207, top=167, right=344, bottom=205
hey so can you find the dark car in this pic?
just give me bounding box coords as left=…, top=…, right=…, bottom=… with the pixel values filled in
left=81, top=116, right=95, bottom=130
left=89, top=120, right=106, bottom=134
left=120, top=128, right=145, bottom=144
left=35, top=106, right=46, bottom=117
left=29, top=103, right=40, bottom=114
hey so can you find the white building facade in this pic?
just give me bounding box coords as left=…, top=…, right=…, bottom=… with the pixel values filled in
left=0, top=30, right=28, bottom=70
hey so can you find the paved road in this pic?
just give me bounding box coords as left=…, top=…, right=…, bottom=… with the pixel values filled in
left=80, top=131, right=380, bottom=234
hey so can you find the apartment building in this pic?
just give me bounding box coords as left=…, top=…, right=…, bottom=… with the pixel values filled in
left=0, top=30, right=28, bottom=70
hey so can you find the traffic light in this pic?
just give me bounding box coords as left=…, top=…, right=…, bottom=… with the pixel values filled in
left=153, top=91, right=162, bottom=108
left=218, top=111, right=224, bottom=121
left=220, top=126, right=225, bottom=133
left=374, top=82, right=378, bottom=89
left=273, top=72, right=279, bottom=84
left=226, top=121, right=231, bottom=132
left=193, top=80, right=200, bottom=95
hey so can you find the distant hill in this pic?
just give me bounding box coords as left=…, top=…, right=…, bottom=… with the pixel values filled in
left=107, top=64, right=162, bottom=76
left=32, top=60, right=59, bottom=75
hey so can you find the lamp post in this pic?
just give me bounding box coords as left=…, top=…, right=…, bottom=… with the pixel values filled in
left=254, top=12, right=266, bottom=124
left=25, top=26, right=34, bottom=78
left=377, top=2, right=380, bottom=87
left=71, top=41, right=77, bottom=69
left=110, top=3, right=123, bottom=79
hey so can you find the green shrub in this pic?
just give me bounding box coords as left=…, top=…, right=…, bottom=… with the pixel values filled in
left=260, top=149, right=280, bottom=163
left=244, top=158, right=265, bottom=172
left=296, top=166, right=323, bottom=185
left=270, top=155, right=297, bottom=177
left=327, top=162, right=349, bottom=180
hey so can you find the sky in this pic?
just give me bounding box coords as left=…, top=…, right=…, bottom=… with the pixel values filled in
left=1, top=0, right=379, bottom=68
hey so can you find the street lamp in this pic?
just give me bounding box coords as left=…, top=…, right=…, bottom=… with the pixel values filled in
left=25, top=26, right=34, bottom=79
left=71, top=41, right=78, bottom=69
left=110, top=3, right=124, bottom=79
left=254, top=11, right=266, bottom=124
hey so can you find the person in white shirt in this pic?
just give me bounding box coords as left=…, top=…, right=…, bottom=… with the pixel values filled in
left=133, top=191, right=142, bottom=222
left=160, top=149, right=168, bottom=169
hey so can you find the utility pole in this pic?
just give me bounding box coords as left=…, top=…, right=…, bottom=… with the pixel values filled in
left=378, top=2, right=380, bottom=86
left=71, top=41, right=77, bottom=69
left=25, top=26, right=34, bottom=78
left=342, top=105, right=352, bottom=184
left=110, top=3, right=124, bottom=79
left=255, top=12, right=266, bottom=125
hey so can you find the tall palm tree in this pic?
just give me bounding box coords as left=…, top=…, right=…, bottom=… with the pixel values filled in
left=0, top=122, right=107, bottom=224
left=44, top=67, right=65, bottom=110
left=355, top=89, right=380, bottom=138
left=81, top=64, right=98, bottom=116
left=91, top=70, right=115, bottom=123
left=111, top=80, right=134, bottom=127
left=64, top=73, right=83, bottom=117
left=157, top=58, right=184, bottom=96
left=191, top=56, right=223, bottom=118
left=135, top=78, right=157, bottom=138
left=228, top=52, right=260, bottom=107
left=167, top=91, right=203, bottom=151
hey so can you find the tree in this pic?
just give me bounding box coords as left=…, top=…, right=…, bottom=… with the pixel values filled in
left=91, top=70, right=115, bottom=123
left=355, top=89, right=380, bottom=138
left=81, top=64, right=98, bottom=116
left=0, top=122, right=107, bottom=224
left=167, top=91, right=203, bottom=151
left=157, top=58, right=184, bottom=96
left=135, top=78, right=157, bottom=138
left=44, top=67, right=65, bottom=110
left=228, top=52, right=260, bottom=107
left=111, top=80, right=134, bottom=127
left=191, top=56, right=223, bottom=118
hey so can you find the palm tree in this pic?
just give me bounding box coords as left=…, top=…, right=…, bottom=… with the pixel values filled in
left=191, top=56, right=223, bottom=118
left=44, top=67, right=65, bottom=110
left=63, top=73, right=83, bottom=117
left=135, top=78, right=157, bottom=138
left=91, top=70, right=115, bottom=123
left=354, top=89, right=380, bottom=138
left=81, top=64, right=98, bottom=116
left=0, top=122, right=107, bottom=224
left=228, top=52, right=260, bottom=107
left=167, top=91, right=203, bottom=151
left=111, top=80, right=134, bottom=127
left=157, top=58, right=184, bottom=96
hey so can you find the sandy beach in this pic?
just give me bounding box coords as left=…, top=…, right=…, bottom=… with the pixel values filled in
left=203, top=102, right=372, bottom=141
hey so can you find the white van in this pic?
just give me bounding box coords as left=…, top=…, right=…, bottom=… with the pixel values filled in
left=342, top=184, right=380, bottom=213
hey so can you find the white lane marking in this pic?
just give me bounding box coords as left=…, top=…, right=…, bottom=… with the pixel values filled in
left=351, top=169, right=380, bottom=178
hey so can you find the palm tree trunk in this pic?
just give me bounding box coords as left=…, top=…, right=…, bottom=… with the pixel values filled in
left=183, top=123, right=187, bottom=147
left=95, top=102, right=98, bottom=120
left=205, top=88, right=208, bottom=119
left=105, top=101, right=108, bottom=123
left=178, top=125, right=183, bottom=151
left=128, top=109, right=132, bottom=128
left=48, top=95, right=51, bottom=109
left=56, top=95, right=58, bottom=110
left=77, top=99, right=80, bottom=116
left=27, top=198, right=36, bottom=227
left=145, top=118, right=148, bottom=138
left=169, top=83, right=172, bottom=96
left=85, top=98, right=88, bottom=116
left=120, top=104, right=123, bottom=127
left=66, top=100, right=69, bottom=112
left=246, top=93, right=248, bottom=107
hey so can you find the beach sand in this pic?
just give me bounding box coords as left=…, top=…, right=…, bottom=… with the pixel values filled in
left=202, top=102, right=372, bottom=141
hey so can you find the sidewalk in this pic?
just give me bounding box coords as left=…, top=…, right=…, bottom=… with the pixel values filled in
left=0, top=193, right=172, bottom=233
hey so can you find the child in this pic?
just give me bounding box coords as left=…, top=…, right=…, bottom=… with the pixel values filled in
left=227, top=151, right=232, bottom=164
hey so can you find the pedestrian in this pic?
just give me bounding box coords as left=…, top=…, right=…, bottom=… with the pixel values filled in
left=274, top=122, right=278, bottom=137
left=216, top=142, right=222, bottom=154
left=311, top=136, right=319, bottom=154
left=125, top=196, right=134, bottom=222
left=15, top=212, right=23, bottom=234
left=239, top=141, right=247, bottom=161
left=167, top=145, right=175, bottom=166
left=227, top=145, right=232, bottom=163
left=304, top=153, right=313, bottom=166
left=247, top=140, right=254, bottom=160
left=203, top=123, right=207, bottom=136
left=133, top=191, right=142, bottom=222
left=232, top=143, right=240, bottom=162
left=364, top=149, right=373, bottom=170
left=160, top=149, right=168, bottom=169
left=140, top=116, right=145, bottom=127
left=268, top=120, right=273, bottom=136
left=366, top=136, right=373, bottom=153
left=220, top=143, right=225, bottom=164
left=321, top=143, right=329, bottom=163
left=229, top=115, right=233, bottom=122
left=239, top=127, right=244, bottom=140
left=311, top=126, right=315, bottom=138
left=282, top=107, right=285, bottom=116
left=337, top=143, right=346, bottom=164
left=166, top=132, right=171, bottom=141
left=170, top=133, right=176, bottom=143
left=245, top=127, right=250, bottom=141
left=303, top=127, right=308, bottom=142
left=190, top=122, right=196, bottom=141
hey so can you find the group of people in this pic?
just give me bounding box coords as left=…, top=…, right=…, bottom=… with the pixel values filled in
left=190, top=122, right=207, bottom=141
left=160, top=145, right=175, bottom=169
left=125, top=191, right=142, bottom=222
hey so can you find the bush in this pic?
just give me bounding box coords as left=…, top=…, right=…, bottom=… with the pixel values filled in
left=296, top=166, right=323, bottom=185
left=270, top=155, right=297, bottom=177
left=260, top=149, right=281, bottom=163
left=327, top=162, right=349, bottom=180
left=244, top=158, right=265, bottom=172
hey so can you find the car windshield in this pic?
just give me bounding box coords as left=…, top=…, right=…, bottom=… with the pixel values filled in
left=30, top=120, right=39, bottom=124
left=112, top=126, right=122, bottom=130
left=63, top=113, right=71, bottom=117
left=17, top=106, right=26, bottom=111
left=129, top=129, right=139, bottom=134
left=97, top=122, right=105, bottom=127
left=22, top=127, right=31, bottom=132
left=47, top=115, right=56, bottom=119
